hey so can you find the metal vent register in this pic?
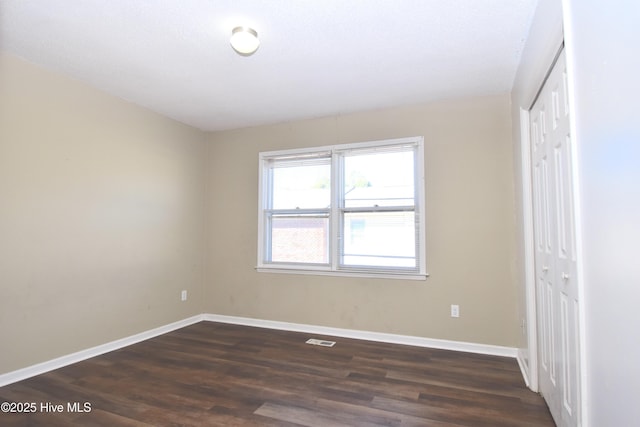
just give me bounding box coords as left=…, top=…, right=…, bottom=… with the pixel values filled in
left=305, top=338, right=336, bottom=347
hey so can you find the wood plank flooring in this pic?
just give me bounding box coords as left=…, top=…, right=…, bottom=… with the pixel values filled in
left=0, top=321, right=554, bottom=426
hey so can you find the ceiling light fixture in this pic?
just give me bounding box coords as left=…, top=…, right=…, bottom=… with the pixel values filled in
left=230, top=26, right=260, bottom=56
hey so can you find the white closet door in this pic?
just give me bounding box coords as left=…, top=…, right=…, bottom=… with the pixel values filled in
left=530, top=49, right=580, bottom=427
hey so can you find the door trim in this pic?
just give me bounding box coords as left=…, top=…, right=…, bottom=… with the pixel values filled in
left=518, top=106, right=539, bottom=392
left=562, top=27, right=589, bottom=426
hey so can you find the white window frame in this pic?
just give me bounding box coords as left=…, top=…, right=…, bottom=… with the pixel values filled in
left=257, top=136, right=427, bottom=280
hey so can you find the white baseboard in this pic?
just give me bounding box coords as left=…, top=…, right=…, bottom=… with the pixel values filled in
left=1, top=313, right=519, bottom=387
left=517, top=348, right=538, bottom=392
left=0, top=315, right=204, bottom=387
left=203, top=313, right=518, bottom=358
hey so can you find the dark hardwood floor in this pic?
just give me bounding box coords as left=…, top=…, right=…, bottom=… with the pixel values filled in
left=0, top=321, right=554, bottom=426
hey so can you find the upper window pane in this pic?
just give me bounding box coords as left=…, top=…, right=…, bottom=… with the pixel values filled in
left=343, top=150, right=414, bottom=208
left=271, top=161, right=331, bottom=209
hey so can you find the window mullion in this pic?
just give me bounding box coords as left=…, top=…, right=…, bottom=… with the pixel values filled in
left=330, top=151, right=341, bottom=271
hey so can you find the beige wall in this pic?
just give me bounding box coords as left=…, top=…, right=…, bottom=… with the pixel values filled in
left=206, top=94, right=519, bottom=347
left=0, top=52, right=521, bottom=375
left=0, top=53, right=207, bottom=374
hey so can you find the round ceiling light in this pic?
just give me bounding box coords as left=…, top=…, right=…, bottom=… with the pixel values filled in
left=230, top=26, right=260, bottom=56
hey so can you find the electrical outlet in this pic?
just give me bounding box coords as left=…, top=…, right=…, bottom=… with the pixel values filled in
left=451, top=304, right=460, bottom=318
left=181, top=290, right=187, bottom=301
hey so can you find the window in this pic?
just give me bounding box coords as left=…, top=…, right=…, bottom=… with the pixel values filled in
left=257, top=137, right=426, bottom=279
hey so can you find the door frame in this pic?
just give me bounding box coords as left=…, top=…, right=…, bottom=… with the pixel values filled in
left=518, top=43, right=565, bottom=394
left=518, top=40, right=567, bottom=394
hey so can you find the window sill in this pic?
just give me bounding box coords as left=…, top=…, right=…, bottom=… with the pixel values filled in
left=255, top=266, right=429, bottom=281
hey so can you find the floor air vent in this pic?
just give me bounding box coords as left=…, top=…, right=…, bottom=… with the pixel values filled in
left=305, top=338, right=336, bottom=347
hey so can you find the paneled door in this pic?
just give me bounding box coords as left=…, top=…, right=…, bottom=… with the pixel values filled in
left=530, top=49, right=580, bottom=427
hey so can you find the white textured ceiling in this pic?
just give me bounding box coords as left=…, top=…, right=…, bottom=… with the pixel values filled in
left=0, top=0, right=538, bottom=131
